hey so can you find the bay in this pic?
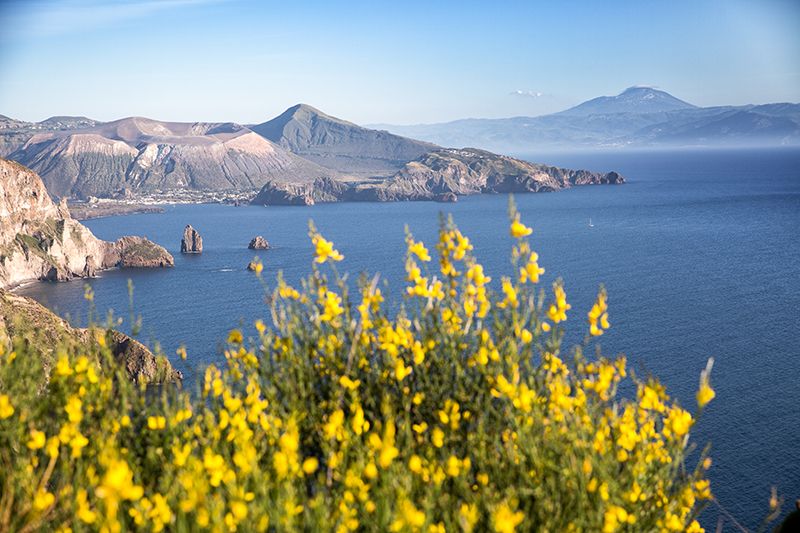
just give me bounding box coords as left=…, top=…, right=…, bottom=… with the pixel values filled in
left=18, top=147, right=800, bottom=529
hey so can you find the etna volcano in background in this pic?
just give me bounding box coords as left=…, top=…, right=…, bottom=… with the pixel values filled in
left=370, top=87, right=800, bottom=153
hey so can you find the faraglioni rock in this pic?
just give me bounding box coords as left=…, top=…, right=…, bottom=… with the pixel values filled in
left=0, top=158, right=173, bottom=289
left=0, top=288, right=182, bottom=384
left=248, top=236, right=270, bottom=250
left=180, top=225, right=203, bottom=254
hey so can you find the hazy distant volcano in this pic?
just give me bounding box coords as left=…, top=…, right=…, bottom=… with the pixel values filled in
left=370, top=87, right=800, bottom=152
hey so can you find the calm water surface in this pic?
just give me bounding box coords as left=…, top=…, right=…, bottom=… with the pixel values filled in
left=19, top=148, right=800, bottom=529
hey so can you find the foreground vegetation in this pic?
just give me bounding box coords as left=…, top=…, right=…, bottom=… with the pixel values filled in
left=0, top=202, right=717, bottom=532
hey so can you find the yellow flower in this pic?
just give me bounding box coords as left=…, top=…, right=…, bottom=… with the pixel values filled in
left=432, top=427, right=445, bottom=448
left=409, top=240, right=431, bottom=261
left=588, top=288, right=609, bottom=336
left=602, top=505, right=635, bottom=532
left=27, top=429, right=46, bottom=450
left=64, top=396, right=82, bottom=424
left=664, top=407, right=693, bottom=439
left=510, top=217, right=533, bottom=238
left=227, top=329, right=243, bottom=344
left=312, top=233, right=344, bottom=263
left=302, top=457, right=319, bottom=474
left=147, top=416, right=167, bottom=430
left=493, top=501, right=524, bottom=533
left=0, top=394, right=14, bottom=419
left=96, top=459, right=144, bottom=501
left=547, top=281, right=571, bottom=323
left=697, top=382, right=715, bottom=408
left=459, top=503, right=479, bottom=532
left=55, top=355, right=73, bottom=376
left=390, top=500, right=426, bottom=531
left=76, top=489, right=96, bottom=524
left=69, top=432, right=89, bottom=458
left=33, top=488, right=55, bottom=511
left=697, top=358, right=715, bottom=408
left=498, top=278, right=519, bottom=309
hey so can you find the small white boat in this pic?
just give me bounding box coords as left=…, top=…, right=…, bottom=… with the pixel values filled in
left=589, top=218, right=594, bottom=228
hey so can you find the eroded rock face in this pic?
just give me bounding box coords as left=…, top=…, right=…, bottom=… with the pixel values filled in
left=0, top=289, right=181, bottom=384
left=180, top=225, right=203, bottom=253
left=103, top=330, right=182, bottom=384
left=82, top=255, right=97, bottom=278
left=248, top=236, right=270, bottom=250
left=0, top=158, right=173, bottom=289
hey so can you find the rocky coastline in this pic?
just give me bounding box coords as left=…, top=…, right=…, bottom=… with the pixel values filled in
left=251, top=149, right=624, bottom=206
left=0, top=158, right=173, bottom=289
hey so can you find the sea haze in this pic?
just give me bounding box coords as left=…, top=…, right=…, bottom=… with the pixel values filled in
left=18, top=147, right=800, bottom=529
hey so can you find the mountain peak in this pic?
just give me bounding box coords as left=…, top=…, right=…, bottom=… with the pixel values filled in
left=558, top=87, right=696, bottom=116
left=250, top=105, right=437, bottom=177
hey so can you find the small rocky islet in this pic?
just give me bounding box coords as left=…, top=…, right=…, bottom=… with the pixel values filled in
left=248, top=236, right=270, bottom=250
left=180, top=225, right=203, bottom=254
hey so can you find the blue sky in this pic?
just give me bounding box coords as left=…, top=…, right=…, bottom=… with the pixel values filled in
left=0, top=0, right=798, bottom=124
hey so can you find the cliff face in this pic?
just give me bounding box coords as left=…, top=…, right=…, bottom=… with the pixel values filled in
left=251, top=149, right=624, bottom=206
left=0, top=288, right=181, bottom=384
left=0, top=159, right=173, bottom=288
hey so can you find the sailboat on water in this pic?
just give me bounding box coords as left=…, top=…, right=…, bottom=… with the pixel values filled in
left=588, top=218, right=594, bottom=228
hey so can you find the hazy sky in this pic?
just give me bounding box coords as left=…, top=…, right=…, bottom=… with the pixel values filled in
left=1, top=0, right=798, bottom=125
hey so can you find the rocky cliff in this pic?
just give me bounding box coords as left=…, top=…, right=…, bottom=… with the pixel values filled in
left=0, top=288, right=181, bottom=384
left=251, top=149, right=624, bottom=205
left=0, top=159, right=173, bottom=288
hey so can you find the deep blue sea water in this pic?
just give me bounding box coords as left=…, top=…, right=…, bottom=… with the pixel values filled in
left=18, top=148, right=800, bottom=530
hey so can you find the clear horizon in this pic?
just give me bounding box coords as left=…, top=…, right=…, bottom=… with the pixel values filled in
left=1, top=0, right=799, bottom=125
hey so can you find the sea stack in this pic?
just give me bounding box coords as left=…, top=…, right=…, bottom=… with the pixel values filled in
left=181, top=225, right=203, bottom=254
left=248, top=236, right=270, bottom=250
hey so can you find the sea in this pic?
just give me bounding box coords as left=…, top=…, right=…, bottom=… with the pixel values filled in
left=17, top=147, right=800, bottom=530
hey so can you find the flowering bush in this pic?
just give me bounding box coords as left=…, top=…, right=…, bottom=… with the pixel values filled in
left=0, top=201, right=716, bottom=532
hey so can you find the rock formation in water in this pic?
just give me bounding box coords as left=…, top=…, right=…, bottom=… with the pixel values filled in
left=0, top=158, right=173, bottom=288
left=248, top=236, right=270, bottom=250
left=107, top=236, right=175, bottom=267
left=247, top=260, right=261, bottom=271
left=0, top=288, right=181, bottom=384
left=180, top=225, right=203, bottom=253
left=251, top=149, right=624, bottom=206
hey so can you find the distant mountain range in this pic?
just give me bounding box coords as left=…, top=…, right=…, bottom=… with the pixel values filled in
left=0, top=104, right=623, bottom=203
left=370, top=87, right=800, bottom=153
